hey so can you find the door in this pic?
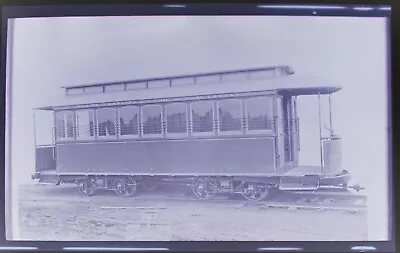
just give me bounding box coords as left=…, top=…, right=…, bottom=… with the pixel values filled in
left=276, top=96, right=286, bottom=170
left=291, top=96, right=300, bottom=166
left=281, top=94, right=299, bottom=169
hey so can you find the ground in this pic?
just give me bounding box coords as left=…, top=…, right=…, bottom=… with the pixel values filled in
left=17, top=184, right=368, bottom=241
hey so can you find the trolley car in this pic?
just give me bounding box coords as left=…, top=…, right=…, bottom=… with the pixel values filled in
left=32, top=65, right=353, bottom=201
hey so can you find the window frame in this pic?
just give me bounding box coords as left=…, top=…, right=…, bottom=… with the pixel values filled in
left=55, top=110, right=75, bottom=141
left=171, top=77, right=195, bottom=87
left=125, top=82, right=147, bottom=91
left=190, top=100, right=215, bottom=136
left=75, top=109, right=96, bottom=141
left=105, top=83, right=125, bottom=93
left=220, top=72, right=247, bottom=83
left=216, top=99, right=243, bottom=135
left=96, top=107, right=117, bottom=139
left=141, top=104, right=163, bottom=138
left=147, top=79, right=171, bottom=89
left=165, top=102, right=189, bottom=137
left=245, top=96, right=275, bottom=135
left=84, top=86, right=104, bottom=94
left=195, top=75, right=220, bottom=85
left=117, top=105, right=140, bottom=139
left=66, top=88, right=85, bottom=96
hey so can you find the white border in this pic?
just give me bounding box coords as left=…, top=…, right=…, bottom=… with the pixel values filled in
left=5, top=18, right=19, bottom=240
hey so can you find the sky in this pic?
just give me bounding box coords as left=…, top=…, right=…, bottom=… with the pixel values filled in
left=7, top=15, right=389, bottom=240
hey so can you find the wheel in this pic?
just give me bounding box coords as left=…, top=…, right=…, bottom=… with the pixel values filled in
left=141, top=180, right=160, bottom=192
left=114, top=177, right=137, bottom=198
left=241, top=182, right=270, bottom=201
left=77, top=179, right=95, bottom=196
left=192, top=177, right=219, bottom=200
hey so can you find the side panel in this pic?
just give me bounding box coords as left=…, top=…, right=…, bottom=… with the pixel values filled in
left=322, top=137, right=343, bottom=174
left=36, top=146, right=56, bottom=172
left=56, top=138, right=275, bottom=175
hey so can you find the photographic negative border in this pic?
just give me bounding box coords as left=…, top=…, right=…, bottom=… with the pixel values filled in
left=0, top=2, right=394, bottom=252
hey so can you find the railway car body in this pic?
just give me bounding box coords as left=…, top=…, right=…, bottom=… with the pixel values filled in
left=32, top=66, right=353, bottom=201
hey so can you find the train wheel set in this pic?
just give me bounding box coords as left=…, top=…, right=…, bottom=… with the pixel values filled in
left=73, top=176, right=278, bottom=202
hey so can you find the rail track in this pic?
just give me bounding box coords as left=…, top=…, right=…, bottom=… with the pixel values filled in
left=104, top=184, right=367, bottom=213
left=34, top=182, right=367, bottom=213
left=105, top=195, right=367, bottom=213
left=20, top=184, right=369, bottom=242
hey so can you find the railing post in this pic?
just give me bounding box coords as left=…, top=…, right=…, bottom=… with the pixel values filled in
left=318, top=92, right=324, bottom=173
left=52, top=127, right=56, bottom=159
left=329, top=94, right=334, bottom=136
left=33, top=112, right=37, bottom=148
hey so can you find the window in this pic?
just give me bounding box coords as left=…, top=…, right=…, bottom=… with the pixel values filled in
left=55, top=111, right=74, bottom=139
left=75, top=110, right=95, bottom=140
left=119, top=106, right=139, bottom=137
left=166, top=103, right=187, bottom=134
left=191, top=101, right=214, bottom=134
left=247, top=97, right=274, bottom=131
left=218, top=99, right=242, bottom=133
left=142, top=105, right=162, bottom=135
left=97, top=108, right=116, bottom=138
left=249, top=69, right=276, bottom=79
left=148, top=80, right=170, bottom=89
left=85, top=86, right=104, bottom=94
left=125, top=82, right=147, bottom=90
left=281, top=68, right=289, bottom=76
left=172, top=77, right=195, bottom=87
left=196, top=75, right=220, bottom=85
left=105, top=84, right=125, bottom=92
left=66, top=88, right=84, bottom=96
left=221, top=73, right=247, bottom=82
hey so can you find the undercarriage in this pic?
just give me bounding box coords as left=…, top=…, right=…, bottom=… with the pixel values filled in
left=32, top=170, right=358, bottom=202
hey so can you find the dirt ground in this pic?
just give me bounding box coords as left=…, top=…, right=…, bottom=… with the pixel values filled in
left=17, top=184, right=368, bottom=241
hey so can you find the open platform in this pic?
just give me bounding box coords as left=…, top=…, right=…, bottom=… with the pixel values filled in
left=32, top=170, right=59, bottom=185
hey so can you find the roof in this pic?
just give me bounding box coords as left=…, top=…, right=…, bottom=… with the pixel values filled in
left=36, top=75, right=341, bottom=111
left=61, top=65, right=295, bottom=89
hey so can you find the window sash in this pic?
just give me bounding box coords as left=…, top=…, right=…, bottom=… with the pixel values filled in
left=190, top=101, right=215, bottom=136
left=75, top=110, right=95, bottom=140
left=118, top=106, right=140, bottom=139
left=55, top=111, right=74, bottom=140
left=141, top=105, right=163, bottom=137
left=165, top=103, right=188, bottom=137
left=245, top=97, right=275, bottom=134
left=217, top=99, right=243, bottom=135
left=96, top=108, right=117, bottom=139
